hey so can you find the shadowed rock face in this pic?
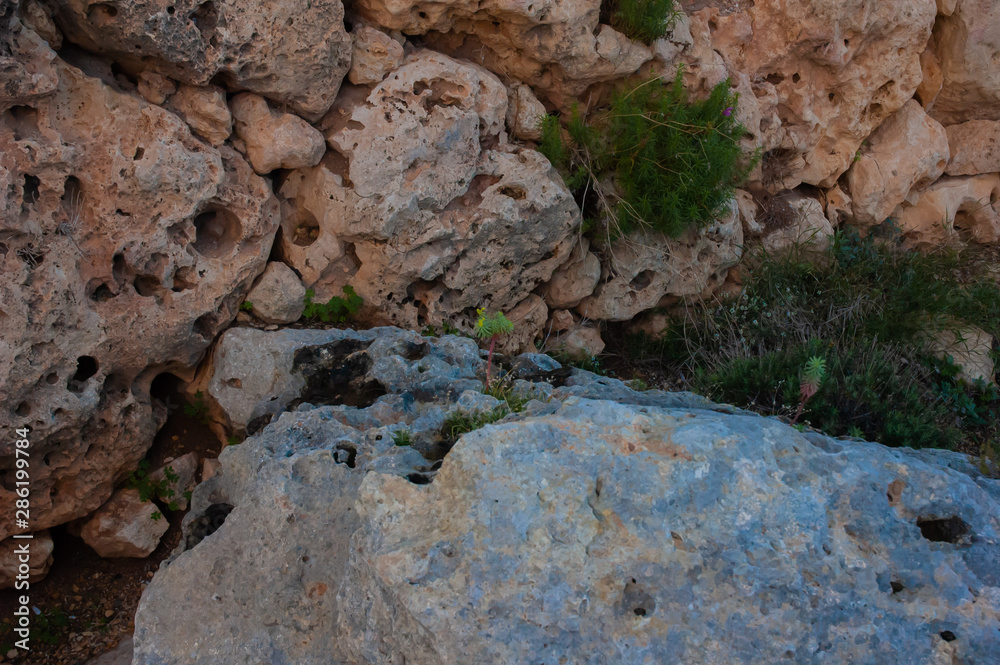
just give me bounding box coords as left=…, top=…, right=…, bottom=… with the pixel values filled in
left=134, top=328, right=1000, bottom=665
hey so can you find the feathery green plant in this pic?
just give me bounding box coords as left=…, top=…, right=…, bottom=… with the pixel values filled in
left=538, top=69, right=755, bottom=240
left=475, top=309, right=514, bottom=389
left=606, top=0, right=677, bottom=44
left=302, top=285, right=363, bottom=324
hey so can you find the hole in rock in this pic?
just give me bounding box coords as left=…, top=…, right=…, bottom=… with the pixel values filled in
left=133, top=147, right=145, bottom=160
left=15, top=401, right=31, bottom=417
left=45, top=372, right=59, bottom=385
left=68, top=356, right=99, bottom=392
left=890, top=580, right=904, bottom=594
left=621, top=578, right=655, bottom=617
left=192, top=207, right=241, bottom=258
left=334, top=444, right=357, bottom=468
left=406, top=473, right=432, bottom=485
left=192, top=313, right=216, bottom=339
left=792, top=73, right=801, bottom=83
left=22, top=174, right=40, bottom=206
left=149, top=372, right=183, bottom=405
left=290, top=212, right=320, bottom=247
left=290, top=339, right=386, bottom=409
left=88, top=281, right=115, bottom=302
left=184, top=503, right=234, bottom=550
left=916, top=515, right=970, bottom=544
left=629, top=270, right=655, bottom=291
left=191, top=0, right=218, bottom=38
left=940, top=631, right=956, bottom=642
left=87, top=2, right=119, bottom=21
left=133, top=275, right=162, bottom=297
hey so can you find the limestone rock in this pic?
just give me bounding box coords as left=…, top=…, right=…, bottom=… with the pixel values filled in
left=701, top=0, right=937, bottom=189
left=894, top=174, right=1000, bottom=246
left=546, top=324, right=605, bottom=359
left=629, top=310, right=671, bottom=340
left=542, top=239, right=601, bottom=310
left=231, top=93, right=325, bottom=174
left=21, top=0, right=62, bottom=51
left=930, top=0, right=1000, bottom=124
left=281, top=51, right=580, bottom=334
left=201, top=458, right=221, bottom=483
left=51, top=0, right=352, bottom=119
left=846, top=100, right=949, bottom=226
left=576, top=198, right=742, bottom=321
left=945, top=120, right=1000, bottom=176
left=496, top=295, right=547, bottom=355
left=354, top=0, right=652, bottom=108
left=927, top=327, right=995, bottom=384
left=165, top=85, right=232, bottom=146
left=348, top=25, right=405, bottom=85
left=137, top=71, right=176, bottom=105
left=549, top=309, right=576, bottom=332
left=149, top=452, right=199, bottom=511
left=187, top=327, right=484, bottom=438
left=762, top=192, right=836, bottom=254
left=134, top=354, right=1000, bottom=664
left=245, top=262, right=306, bottom=324
left=506, top=82, right=547, bottom=142
left=81, top=489, right=169, bottom=558
left=0, top=2, right=59, bottom=110
left=915, top=44, right=943, bottom=109
left=84, top=637, right=134, bottom=665
left=0, top=60, right=278, bottom=539
left=0, top=530, right=54, bottom=589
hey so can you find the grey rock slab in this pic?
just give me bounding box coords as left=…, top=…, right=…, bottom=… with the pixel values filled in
left=134, top=367, right=1000, bottom=664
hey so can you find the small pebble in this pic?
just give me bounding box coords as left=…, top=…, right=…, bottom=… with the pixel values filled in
left=104, top=610, right=114, bottom=618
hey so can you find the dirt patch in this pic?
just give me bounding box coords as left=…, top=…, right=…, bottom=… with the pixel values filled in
left=0, top=410, right=219, bottom=663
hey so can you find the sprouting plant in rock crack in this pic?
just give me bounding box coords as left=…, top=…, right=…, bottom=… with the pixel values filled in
left=183, top=390, right=211, bottom=425
left=302, top=286, right=363, bottom=324
left=392, top=429, right=413, bottom=447
left=240, top=301, right=254, bottom=312
left=605, top=0, right=679, bottom=44
left=475, top=309, right=515, bottom=388
left=538, top=68, right=756, bottom=241
left=791, top=356, right=826, bottom=425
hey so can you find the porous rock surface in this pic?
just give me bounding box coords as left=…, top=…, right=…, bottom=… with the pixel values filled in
left=51, top=0, right=352, bottom=118
left=281, top=50, right=580, bottom=330
left=0, top=58, right=278, bottom=540
left=80, top=488, right=169, bottom=558
left=135, top=328, right=1000, bottom=665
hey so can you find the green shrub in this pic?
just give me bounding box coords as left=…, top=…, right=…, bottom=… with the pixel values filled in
left=441, top=407, right=511, bottom=443
left=302, top=285, right=363, bottom=324
left=622, top=228, right=1000, bottom=455
left=539, top=70, right=755, bottom=239
left=606, top=0, right=677, bottom=44
left=392, top=429, right=413, bottom=447
left=183, top=390, right=211, bottom=425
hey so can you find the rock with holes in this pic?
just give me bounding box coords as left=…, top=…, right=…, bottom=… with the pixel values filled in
left=0, top=529, right=54, bottom=589
left=80, top=488, right=169, bottom=558
left=945, top=119, right=1000, bottom=177
left=928, top=0, right=1000, bottom=125
left=165, top=84, right=232, bottom=146
left=279, top=50, right=580, bottom=336
left=348, top=24, right=405, bottom=86
left=0, top=0, right=59, bottom=110
left=231, top=93, right=326, bottom=174
left=353, top=0, right=651, bottom=108
left=185, top=326, right=485, bottom=440
left=846, top=100, right=950, bottom=226
left=49, top=0, right=351, bottom=119
left=495, top=294, right=548, bottom=355
left=134, top=348, right=1000, bottom=664
left=574, top=198, right=742, bottom=322
left=0, top=58, right=277, bottom=542
left=694, top=0, right=937, bottom=190
left=893, top=173, right=1000, bottom=246
left=245, top=261, right=306, bottom=324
